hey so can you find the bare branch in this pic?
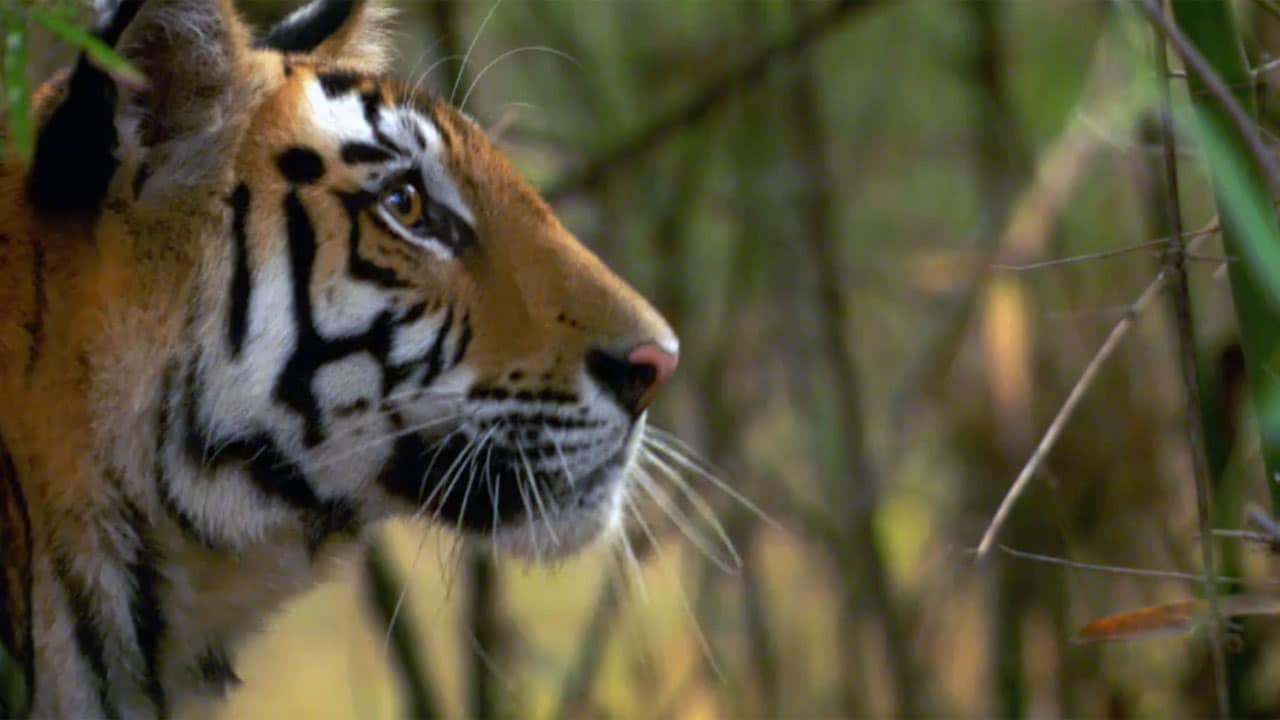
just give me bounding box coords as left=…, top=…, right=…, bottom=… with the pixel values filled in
left=975, top=265, right=1171, bottom=559
left=1135, top=0, right=1280, bottom=199
left=984, top=544, right=1280, bottom=585
left=991, top=233, right=1217, bottom=272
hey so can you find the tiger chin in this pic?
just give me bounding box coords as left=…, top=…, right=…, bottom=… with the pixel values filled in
left=0, top=0, right=679, bottom=717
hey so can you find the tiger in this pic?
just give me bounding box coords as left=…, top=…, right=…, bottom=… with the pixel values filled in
left=0, top=0, right=680, bottom=717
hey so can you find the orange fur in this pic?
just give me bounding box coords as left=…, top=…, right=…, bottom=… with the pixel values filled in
left=0, top=1, right=676, bottom=717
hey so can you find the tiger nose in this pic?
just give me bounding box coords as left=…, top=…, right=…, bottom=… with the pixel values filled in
left=586, top=342, right=679, bottom=416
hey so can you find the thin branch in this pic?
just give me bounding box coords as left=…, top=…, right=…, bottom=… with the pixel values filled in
left=991, top=232, right=1215, bottom=272
left=985, top=544, right=1280, bottom=585
left=542, top=0, right=878, bottom=204
left=976, top=266, right=1171, bottom=559
left=1151, top=2, right=1230, bottom=711
left=1135, top=0, right=1280, bottom=199
left=975, top=211, right=1223, bottom=560
left=1254, top=0, right=1280, bottom=24
left=1253, top=56, right=1280, bottom=78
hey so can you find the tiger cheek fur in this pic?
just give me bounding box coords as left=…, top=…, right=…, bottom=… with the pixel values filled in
left=0, top=0, right=677, bottom=717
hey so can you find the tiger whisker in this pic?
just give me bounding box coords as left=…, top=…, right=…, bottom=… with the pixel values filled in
left=411, top=53, right=465, bottom=100
left=300, top=412, right=464, bottom=473
left=282, top=384, right=464, bottom=461
left=425, top=431, right=486, bottom=530
left=458, top=45, right=581, bottom=114
left=485, top=426, right=503, bottom=566
left=515, top=436, right=559, bottom=550
left=643, top=429, right=784, bottom=533
left=395, top=42, right=441, bottom=105
left=512, top=459, right=540, bottom=564
left=549, top=433, right=575, bottom=488
left=453, top=426, right=500, bottom=541
left=396, top=40, right=444, bottom=104
left=632, top=468, right=737, bottom=573
left=616, top=501, right=649, bottom=604
left=640, top=450, right=742, bottom=572
left=622, top=493, right=723, bottom=682
left=429, top=436, right=489, bottom=593
left=381, top=523, right=434, bottom=656
left=450, top=0, right=504, bottom=106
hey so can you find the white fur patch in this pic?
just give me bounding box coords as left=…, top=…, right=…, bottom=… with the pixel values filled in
left=302, top=78, right=475, bottom=230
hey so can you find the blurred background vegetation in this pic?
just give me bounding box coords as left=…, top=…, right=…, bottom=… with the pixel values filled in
left=14, top=0, right=1280, bottom=717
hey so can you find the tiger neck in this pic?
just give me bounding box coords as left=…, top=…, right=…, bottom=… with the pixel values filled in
left=10, top=226, right=367, bottom=719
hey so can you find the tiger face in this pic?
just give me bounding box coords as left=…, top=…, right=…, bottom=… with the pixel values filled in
left=172, top=48, right=678, bottom=560
left=0, top=0, right=680, bottom=715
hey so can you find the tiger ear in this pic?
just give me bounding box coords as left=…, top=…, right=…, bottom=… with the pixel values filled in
left=111, top=0, right=254, bottom=196
left=26, top=0, right=252, bottom=215
left=261, top=0, right=394, bottom=74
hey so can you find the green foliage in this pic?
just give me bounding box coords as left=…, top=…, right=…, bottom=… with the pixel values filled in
left=3, top=5, right=30, bottom=161
left=0, top=1, right=138, bottom=161
left=1170, top=0, right=1280, bottom=516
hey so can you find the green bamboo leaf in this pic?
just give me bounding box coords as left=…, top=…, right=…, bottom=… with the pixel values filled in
left=28, top=9, right=142, bottom=86
left=1169, top=0, right=1280, bottom=515
left=3, top=9, right=30, bottom=162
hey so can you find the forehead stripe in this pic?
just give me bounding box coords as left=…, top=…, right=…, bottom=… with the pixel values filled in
left=317, top=72, right=360, bottom=97
left=340, top=142, right=395, bottom=165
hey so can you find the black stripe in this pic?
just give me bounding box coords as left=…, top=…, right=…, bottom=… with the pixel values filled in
left=52, top=553, right=119, bottom=720
left=316, top=72, right=360, bottom=98
left=417, top=305, right=453, bottom=388
left=360, top=88, right=406, bottom=155
left=451, top=312, right=472, bottom=368
left=277, top=192, right=404, bottom=446
left=340, top=142, right=395, bottom=165
left=111, top=474, right=168, bottom=717
left=228, top=184, right=252, bottom=358
left=278, top=192, right=327, bottom=447
left=0, top=435, right=32, bottom=717
left=196, top=646, right=240, bottom=694
left=340, top=192, right=410, bottom=289
left=132, top=162, right=151, bottom=200
left=154, top=361, right=223, bottom=550
left=24, top=241, right=46, bottom=376
left=184, top=357, right=361, bottom=550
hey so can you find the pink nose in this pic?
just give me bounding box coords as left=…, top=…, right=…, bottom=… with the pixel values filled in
left=627, top=342, right=679, bottom=411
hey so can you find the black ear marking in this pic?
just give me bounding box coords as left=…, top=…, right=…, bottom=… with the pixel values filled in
left=260, top=0, right=358, bottom=54
left=26, top=0, right=146, bottom=218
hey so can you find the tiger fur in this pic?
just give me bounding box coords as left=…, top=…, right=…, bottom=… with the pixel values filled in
left=0, top=1, right=679, bottom=717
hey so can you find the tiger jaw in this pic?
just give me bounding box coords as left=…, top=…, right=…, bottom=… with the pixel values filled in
left=491, top=423, right=641, bottom=560
left=366, top=381, right=641, bottom=558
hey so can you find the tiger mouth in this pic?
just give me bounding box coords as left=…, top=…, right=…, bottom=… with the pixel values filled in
left=375, top=416, right=637, bottom=541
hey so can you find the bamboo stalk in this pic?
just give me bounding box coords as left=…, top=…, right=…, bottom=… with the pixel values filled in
left=1163, top=0, right=1280, bottom=521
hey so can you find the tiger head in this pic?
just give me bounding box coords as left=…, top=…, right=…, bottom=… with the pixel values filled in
left=0, top=0, right=679, bottom=714
left=82, top=0, right=678, bottom=560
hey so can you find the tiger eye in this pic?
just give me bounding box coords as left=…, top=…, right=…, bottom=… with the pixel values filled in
left=380, top=182, right=423, bottom=227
